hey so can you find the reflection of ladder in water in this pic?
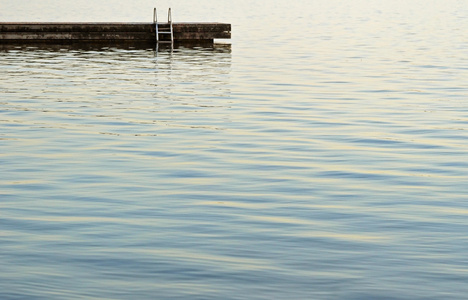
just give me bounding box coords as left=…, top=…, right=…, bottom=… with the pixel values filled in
left=153, top=7, right=174, bottom=45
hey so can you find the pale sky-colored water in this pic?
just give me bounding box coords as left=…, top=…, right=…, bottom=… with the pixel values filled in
left=2, top=1, right=468, bottom=299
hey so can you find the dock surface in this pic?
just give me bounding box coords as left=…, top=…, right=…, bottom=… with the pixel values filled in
left=0, top=22, right=231, bottom=44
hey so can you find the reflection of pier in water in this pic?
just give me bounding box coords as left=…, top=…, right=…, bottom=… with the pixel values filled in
left=151, top=45, right=232, bottom=132
left=0, top=43, right=231, bottom=137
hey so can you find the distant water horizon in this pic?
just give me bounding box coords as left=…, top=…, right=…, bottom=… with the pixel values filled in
left=2, top=1, right=468, bottom=299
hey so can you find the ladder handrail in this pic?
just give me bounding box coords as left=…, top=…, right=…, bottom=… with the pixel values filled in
left=168, top=8, right=173, bottom=44
left=154, top=8, right=159, bottom=42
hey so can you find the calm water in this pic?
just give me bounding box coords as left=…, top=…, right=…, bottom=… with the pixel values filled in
left=2, top=0, right=468, bottom=299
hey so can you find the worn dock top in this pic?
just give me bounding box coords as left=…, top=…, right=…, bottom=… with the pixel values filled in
left=0, top=22, right=231, bottom=44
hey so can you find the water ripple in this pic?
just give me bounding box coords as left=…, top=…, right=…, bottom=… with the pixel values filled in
left=2, top=0, right=468, bottom=299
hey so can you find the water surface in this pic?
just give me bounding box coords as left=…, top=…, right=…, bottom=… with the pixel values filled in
left=1, top=1, right=468, bottom=299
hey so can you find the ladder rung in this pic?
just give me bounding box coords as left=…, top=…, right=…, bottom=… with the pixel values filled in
left=158, top=32, right=172, bottom=34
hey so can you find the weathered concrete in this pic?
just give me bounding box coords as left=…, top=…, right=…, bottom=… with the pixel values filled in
left=0, top=22, right=231, bottom=43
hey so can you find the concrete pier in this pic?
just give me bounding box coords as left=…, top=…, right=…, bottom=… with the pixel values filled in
left=0, top=22, right=231, bottom=44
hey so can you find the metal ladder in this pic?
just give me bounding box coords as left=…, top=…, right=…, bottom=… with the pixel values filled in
left=153, top=7, right=173, bottom=45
